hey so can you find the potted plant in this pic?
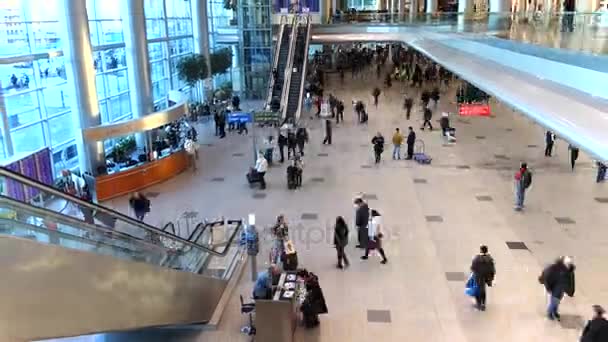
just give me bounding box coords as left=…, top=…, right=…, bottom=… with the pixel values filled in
left=176, top=54, right=209, bottom=101
left=210, top=48, right=233, bottom=77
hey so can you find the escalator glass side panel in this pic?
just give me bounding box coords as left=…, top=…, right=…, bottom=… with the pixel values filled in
left=0, top=197, right=166, bottom=264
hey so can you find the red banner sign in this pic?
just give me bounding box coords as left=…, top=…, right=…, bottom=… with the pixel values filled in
left=459, top=104, right=491, bottom=117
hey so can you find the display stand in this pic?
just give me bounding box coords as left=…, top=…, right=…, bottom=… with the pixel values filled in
left=255, top=272, right=301, bottom=342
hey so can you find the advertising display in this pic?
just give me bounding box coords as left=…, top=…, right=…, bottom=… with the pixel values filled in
left=274, top=0, right=319, bottom=13
left=458, top=104, right=491, bottom=117
left=2, top=148, right=53, bottom=203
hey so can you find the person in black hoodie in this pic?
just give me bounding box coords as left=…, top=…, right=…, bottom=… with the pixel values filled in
left=296, top=127, right=308, bottom=156
left=354, top=197, right=369, bottom=249
left=336, top=100, right=345, bottom=124
left=333, top=216, right=349, bottom=269
left=371, top=132, right=385, bottom=164
left=470, top=245, right=496, bottom=311
left=372, top=87, right=381, bottom=107
left=421, top=108, right=433, bottom=131
left=539, top=256, right=576, bottom=321
left=287, top=131, right=297, bottom=159
left=403, top=95, right=413, bottom=120
left=322, top=119, right=332, bottom=145
left=278, top=131, right=287, bottom=163
left=581, top=305, right=608, bottom=342
left=406, top=126, right=416, bottom=160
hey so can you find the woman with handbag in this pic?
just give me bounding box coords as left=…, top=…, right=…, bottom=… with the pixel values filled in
left=361, top=209, right=388, bottom=264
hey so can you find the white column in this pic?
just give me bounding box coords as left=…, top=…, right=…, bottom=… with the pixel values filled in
left=59, top=0, right=104, bottom=175
left=490, top=0, right=512, bottom=11
left=122, top=0, right=153, bottom=117
left=192, top=0, right=213, bottom=100
left=426, top=0, right=438, bottom=12
left=410, top=0, right=418, bottom=18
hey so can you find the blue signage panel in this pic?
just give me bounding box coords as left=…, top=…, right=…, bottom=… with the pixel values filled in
left=227, top=112, right=252, bottom=123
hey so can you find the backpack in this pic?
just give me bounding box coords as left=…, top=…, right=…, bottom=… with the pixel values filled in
left=523, top=170, right=532, bottom=189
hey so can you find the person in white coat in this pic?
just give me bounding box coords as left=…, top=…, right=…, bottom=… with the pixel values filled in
left=361, top=209, right=388, bottom=264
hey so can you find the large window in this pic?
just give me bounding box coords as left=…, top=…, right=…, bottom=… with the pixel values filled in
left=87, top=0, right=132, bottom=125
left=145, top=0, right=195, bottom=108
left=0, top=0, right=78, bottom=175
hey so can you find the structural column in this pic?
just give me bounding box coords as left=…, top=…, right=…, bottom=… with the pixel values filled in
left=122, top=0, right=153, bottom=152
left=192, top=0, right=213, bottom=100
left=426, top=0, right=438, bottom=13
left=122, top=0, right=153, bottom=118
left=409, top=0, right=418, bottom=18
left=489, top=0, right=512, bottom=11
left=58, top=0, right=104, bottom=175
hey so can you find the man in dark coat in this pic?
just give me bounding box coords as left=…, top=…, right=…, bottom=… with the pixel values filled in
left=421, top=108, right=433, bottom=131
left=322, top=119, right=332, bottom=145
left=403, top=96, right=413, bottom=120
left=333, top=216, right=349, bottom=269
left=278, top=131, right=287, bottom=163
left=406, top=126, right=416, bottom=160
left=539, top=256, right=576, bottom=321
left=581, top=305, right=608, bottom=342
left=354, top=198, right=369, bottom=249
left=470, top=245, right=496, bottom=311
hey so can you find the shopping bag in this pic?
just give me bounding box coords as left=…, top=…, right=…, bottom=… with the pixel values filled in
left=465, top=273, right=479, bottom=297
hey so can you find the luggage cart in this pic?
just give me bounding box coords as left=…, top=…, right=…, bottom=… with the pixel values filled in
left=413, top=139, right=432, bottom=164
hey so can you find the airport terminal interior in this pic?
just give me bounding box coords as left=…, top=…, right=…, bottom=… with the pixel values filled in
left=1, top=0, right=608, bottom=341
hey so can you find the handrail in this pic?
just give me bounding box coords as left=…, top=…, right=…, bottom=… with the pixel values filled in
left=294, top=15, right=312, bottom=122
left=0, top=195, right=166, bottom=253
left=265, top=15, right=287, bottom=109
left=0, top=167, right=232, bottom=257
left=162, top=222, right=175, bottom=235
left=280, top=16, right=299, bottom=120
left=187, top=221, right=205, bottom=241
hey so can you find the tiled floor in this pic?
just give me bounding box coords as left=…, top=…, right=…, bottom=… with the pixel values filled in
left=99, top=67, right=608, bottom=342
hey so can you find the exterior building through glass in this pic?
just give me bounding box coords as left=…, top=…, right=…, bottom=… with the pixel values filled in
left=0, top=0, right=198, bottom=176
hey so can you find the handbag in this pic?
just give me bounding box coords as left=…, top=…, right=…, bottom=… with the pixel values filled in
left=465, top=273, right=479, bottom=297
left=367, top=238, right=378, bottom=250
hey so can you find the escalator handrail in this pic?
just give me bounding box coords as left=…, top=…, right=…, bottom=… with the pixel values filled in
left=295, top=15, right=312, bottom=121
left=0, top=167, right=232, bottom=257
left=280, top=16, right=299, bottom=120
left=162, top=222, right=175, bottom=235
left=0, top=195, right=166, bottom=253
left=265, top=16, right=287, bottom=108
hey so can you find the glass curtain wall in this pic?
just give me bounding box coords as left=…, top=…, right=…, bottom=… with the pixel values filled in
left=145, top=0, right=195, bottom=110
left=0, top=0, right=78, bottom=175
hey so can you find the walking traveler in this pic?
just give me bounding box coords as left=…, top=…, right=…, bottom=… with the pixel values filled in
left=392, top=128, right=403, bottom=160
left=470, top=245, right=496, bottom=311
left=372, top=87, right=381, bottom=107
left=421, top=108, right=433, bottom=131
left=271, top=215, right=289, bottom=264
left=334, top=216, right=350, bottom=269
left=336, top=100, right=345, bottom=124
left=539, top=256, right=576, bottom=321
left=514, top=162, right=532, bottom=210
left=403, top=95, right=413, bottom=120
left=581, top=305, right=608, bottom=342
left=569, top=144, right=579, bottom=170
left=296, top=127, right=308, bottom=156
left=372, top=132, right=385, bottom=164
left=129, top=192, right=150, bottom=221
left=322, top=119, right=332, bottom=145
left=278, top=131, right=287, bottom=163
left=255, top=151, right=268, bottom=189
left=287, top=131, right=297, bottom=159
left=354, top=198, right=369, bottom=249
left=361, top=209, right=388, bottom=264
left=545, top=131, right=555, bottom=157
left=431, top=87, right=440, bottom=109
left=406, top=127, right=416, bottom=160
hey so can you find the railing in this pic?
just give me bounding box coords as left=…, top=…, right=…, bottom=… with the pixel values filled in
left=280, top=16, right=299, bottom=120
left=295, top=15, right=312, bottom=121
left=265, top=15, right=288, bottom=109
left=0, top=167, right=235, bottom=258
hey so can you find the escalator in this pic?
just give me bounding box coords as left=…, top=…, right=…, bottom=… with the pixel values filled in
left=0, top=167, right=244, bottom=341
left=283, top=16, right=311, bottom=121
left=267, top=17, right=295, bottom=112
